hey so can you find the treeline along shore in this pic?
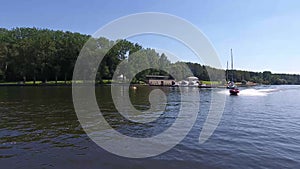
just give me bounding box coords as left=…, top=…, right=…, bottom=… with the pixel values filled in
left=0, top=27, right=299, bottom=85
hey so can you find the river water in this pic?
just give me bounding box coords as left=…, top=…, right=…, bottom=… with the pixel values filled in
left=0, top=85, right=300, bottom=169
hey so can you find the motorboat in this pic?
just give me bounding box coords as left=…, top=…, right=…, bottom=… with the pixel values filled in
left=230, top=87, right=239, bottom=95
left=178, top=77, right=199, bottom=87
left=178, top=80, right=189, bottom=86
left=187, top=76, right=199, bottom=87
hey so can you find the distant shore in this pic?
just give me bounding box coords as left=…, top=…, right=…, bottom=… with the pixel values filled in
left=0, top=80, right=296, bottom=87
left=0, top=80, right=136, bottom=86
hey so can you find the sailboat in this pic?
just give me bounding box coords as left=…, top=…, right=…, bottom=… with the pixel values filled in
left=227, top=49, right=239, bottom=95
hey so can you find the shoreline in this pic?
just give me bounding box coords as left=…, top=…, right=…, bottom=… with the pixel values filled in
left=0, top=82, right=298, bottom=87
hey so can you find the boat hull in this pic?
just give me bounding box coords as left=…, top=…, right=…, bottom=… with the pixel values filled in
left=229, top=88, right=240, bottom=95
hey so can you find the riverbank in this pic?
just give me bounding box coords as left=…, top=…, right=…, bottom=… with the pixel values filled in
left=0, top=80, right=146, bottom=86
left=0, top=81, right=73, bottom=86
left=0, top=80, right=290, bottom=87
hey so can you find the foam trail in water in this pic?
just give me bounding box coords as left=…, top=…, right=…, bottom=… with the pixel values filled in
left=217, top=88, right=279, bottom=96
left=239, top=89, right=267, bottom=96
left=257, top=89, right=279, bottom=93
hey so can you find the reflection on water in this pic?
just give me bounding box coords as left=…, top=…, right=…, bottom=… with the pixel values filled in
left=0, top=86, right=300, bottom=168
left=0, top=87, right=85, bottom=161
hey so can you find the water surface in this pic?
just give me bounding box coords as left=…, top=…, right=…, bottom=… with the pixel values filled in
left=0, top=85, right=300, bottom=169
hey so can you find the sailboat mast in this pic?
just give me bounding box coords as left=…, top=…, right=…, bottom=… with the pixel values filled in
left=231, top=49, right=234, bottom=82
left=231, top=49, right=233, bottom=70
left=226, top=61, right=229, bottom=81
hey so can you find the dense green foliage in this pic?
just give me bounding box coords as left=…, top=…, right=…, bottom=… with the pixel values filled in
left=0, top=27, right=90, bottom=83
left=0, top=27, right=299, bottom=85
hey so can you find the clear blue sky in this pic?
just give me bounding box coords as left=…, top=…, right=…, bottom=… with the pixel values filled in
left=2, top=0, right=300, bottom=74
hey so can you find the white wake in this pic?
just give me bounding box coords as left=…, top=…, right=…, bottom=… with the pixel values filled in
left=217, top=88, right=279, bottom=96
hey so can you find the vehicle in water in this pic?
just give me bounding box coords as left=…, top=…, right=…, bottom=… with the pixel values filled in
left=227, top=49, right=240, bottom=95
left=178, top=76, right=199, bottom=87
left=229, top=87, right=240, bottom=95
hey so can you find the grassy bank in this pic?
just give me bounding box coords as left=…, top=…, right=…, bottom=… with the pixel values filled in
left=200, top=81, right=223, bottom=85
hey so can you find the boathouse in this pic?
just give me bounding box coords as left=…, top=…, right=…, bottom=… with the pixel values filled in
left=146, top=75, right=175, bottom=86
